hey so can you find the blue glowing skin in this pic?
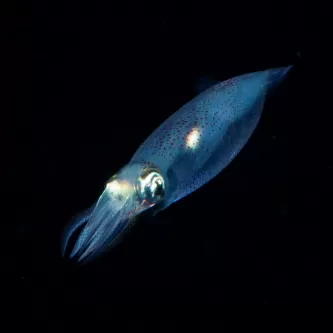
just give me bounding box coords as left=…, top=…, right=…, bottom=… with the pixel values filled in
left=62, top=66, right=292, bottom=263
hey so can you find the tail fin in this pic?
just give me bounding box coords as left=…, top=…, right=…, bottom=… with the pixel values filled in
left=194, top=76, right=220, bottom=94
left=267, top=65, right=293, bottom=90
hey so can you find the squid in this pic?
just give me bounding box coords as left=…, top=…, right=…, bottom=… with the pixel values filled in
left=61, top=65, right=292, bottom=263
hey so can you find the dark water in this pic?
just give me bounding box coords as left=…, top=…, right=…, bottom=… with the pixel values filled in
left=7, top=1, right=332, bottom=315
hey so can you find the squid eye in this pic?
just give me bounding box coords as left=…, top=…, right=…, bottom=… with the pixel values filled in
left=136, top=168, right=165, bottom=205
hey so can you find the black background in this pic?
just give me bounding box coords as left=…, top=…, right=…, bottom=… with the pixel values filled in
left=6, top=0, right=333, bottom=315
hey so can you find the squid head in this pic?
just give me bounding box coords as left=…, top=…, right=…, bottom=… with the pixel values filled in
left=62, top=162, right=166, bottom=262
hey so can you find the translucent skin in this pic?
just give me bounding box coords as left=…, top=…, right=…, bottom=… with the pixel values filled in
left=131, top=66, right=292, bottom=207
left=62, top=66, right=292, bottom=263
